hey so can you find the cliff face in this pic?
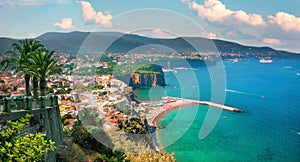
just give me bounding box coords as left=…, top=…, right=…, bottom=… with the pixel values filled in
left=114, top=64, right=166, bottom=89
left=127, top=64, right=166, bottom=89
left=129, top=73, right=165, bottom=89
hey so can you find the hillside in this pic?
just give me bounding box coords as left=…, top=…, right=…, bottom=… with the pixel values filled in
left=0, top=31, right=299, bottom=59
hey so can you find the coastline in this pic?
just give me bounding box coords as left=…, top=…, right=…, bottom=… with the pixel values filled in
left=144, top=96, right=245, bottom=152
left=145, top=97, right=196, bottom=152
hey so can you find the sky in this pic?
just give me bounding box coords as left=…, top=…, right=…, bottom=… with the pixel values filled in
left=0, top=0, right=300, bottom=53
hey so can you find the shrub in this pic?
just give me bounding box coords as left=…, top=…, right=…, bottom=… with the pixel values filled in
left=0, top=114, right=56, bottom=161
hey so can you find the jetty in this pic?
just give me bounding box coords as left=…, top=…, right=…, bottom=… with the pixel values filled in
left=162, top=96, right=245, bottom=113
left=182, top=99, right=245, bottom=112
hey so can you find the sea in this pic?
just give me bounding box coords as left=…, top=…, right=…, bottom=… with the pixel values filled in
left=133, top=58, right=300, bottom=162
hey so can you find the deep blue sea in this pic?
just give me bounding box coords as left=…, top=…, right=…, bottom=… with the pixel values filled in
left=133, top=58, right=300, bottom=161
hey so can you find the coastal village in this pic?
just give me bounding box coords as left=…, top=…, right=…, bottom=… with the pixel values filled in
left=0, top=51, right=194, bottom=159
left=0, top=51, right=244, bottom=130
left=0, top=43, right=245, bottom=161
left=0, top=52, right=243, bottom=123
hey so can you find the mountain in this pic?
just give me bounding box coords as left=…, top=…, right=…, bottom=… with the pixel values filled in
left=0, top=31, right=299, bottom=58
left=0, top=38, right=19, bottom=54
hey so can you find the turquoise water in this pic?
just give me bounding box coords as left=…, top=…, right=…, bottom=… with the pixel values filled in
left=134, top=58, right=300, bottom=161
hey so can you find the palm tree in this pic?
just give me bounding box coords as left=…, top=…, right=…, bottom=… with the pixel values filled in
left=1, top=39, right=44, bottom=97
left=24, top=50, right=62, bottom=96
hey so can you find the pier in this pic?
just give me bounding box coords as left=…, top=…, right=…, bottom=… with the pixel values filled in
left=182, top=99, right=245, bottom=112
left=163, top=96, right=245, bottom=113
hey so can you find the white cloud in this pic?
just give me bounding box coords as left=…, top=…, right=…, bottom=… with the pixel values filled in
left=150, top=29, right=176, bottom=38
left=182, top=0, right=266, bottom=27
left=208, top=32, right=217, bottom=38
left=0, top=0, right=70, bottom=7
left=0, top=1, right=43, bottom=7
left=56, top=0, right=69, bottom=3
left=268, top=12, right=300, bottom=32
left=233, top=10, right=266, bottom=27
left=79, top=1, right=112, bottom=28
left=53, top=18, right=75, bottom=30
left=263, top=38, right=282, bottom=45
left=189, top=0, right=232, bottom=22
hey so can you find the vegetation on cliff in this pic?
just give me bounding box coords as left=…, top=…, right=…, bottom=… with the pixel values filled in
left=113, top=64, right=163, bottom=77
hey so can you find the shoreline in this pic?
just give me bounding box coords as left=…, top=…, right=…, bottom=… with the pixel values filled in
left=144, top=96, right=245, bottom=152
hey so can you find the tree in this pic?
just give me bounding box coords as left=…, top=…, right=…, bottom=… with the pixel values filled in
left=1, top=39, right=45, bottom=97
left=23, top=50, right=62, bottom=96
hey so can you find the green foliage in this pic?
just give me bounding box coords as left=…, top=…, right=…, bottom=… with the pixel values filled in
left=96, top=66, right=114, bottom=75
left=22, top=50, right=62, bottom=96
left=47, top=87, right=54, bottom=94
left=55, top=86, right=72, bottom=95
left=66, top=143, right=87, bottom=162
left=113, top=64, right=163, bottom=77
left=99, top=55, right=115, bottom=62
left=123, top=108, right=131, bottom=115
left=94, top=84, right=104, bottom=90
left=0, top=114, right=56, bottom=161
left=62, top=113, right=73, bottom=122
left=63, top=63, right=75, bottom=71
left=126, top=151, right=176, bottom=162
left=61, top=114, right=73, bottom=126
left=118, top=117, right=147, bottom=134
left=69, top=119, right=126, bottom=161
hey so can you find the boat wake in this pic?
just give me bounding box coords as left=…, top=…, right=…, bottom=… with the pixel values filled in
left=225, top=89, right=260, bottom=97
left=226, top=89, right=250, bottom=94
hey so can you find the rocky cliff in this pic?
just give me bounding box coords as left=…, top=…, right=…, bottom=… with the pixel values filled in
left=114, top=64, right=166, bottom=89
left=129, top=72, right=165, bottom=89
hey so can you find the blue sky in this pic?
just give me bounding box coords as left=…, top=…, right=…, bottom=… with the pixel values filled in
left=0, top=0, right=300, bottom=53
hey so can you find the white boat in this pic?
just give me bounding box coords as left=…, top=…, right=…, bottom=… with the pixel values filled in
left=228, top=58, right=238, bottom=63
left=259, top=59, right=273, bottom=63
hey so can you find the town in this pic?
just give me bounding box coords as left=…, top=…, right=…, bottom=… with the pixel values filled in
left=0, top=39, right=247, bottom=161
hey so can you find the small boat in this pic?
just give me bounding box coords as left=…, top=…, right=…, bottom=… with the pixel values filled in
left=259, top=59, right=273, bottom=63
left=228, top=59, right=238, bottom=63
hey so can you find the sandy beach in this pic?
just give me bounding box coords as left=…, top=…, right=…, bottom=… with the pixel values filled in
left=143, top=97, right=195, bottom=152
left=145, top=97, right=195, bottom=127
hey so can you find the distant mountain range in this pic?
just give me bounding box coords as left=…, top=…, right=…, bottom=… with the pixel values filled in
left=0, top=31, right=299, bottom=58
